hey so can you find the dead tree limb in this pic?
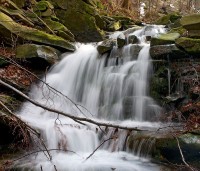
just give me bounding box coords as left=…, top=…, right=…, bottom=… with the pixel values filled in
left=175, top=137, right=195, bottom=171
left=0, top=79, right=144, bottom=132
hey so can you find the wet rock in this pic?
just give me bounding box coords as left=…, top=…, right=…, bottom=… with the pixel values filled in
left=150, top=33, right=180, bottom=46
left=150, top=44, right=189, bottom=60
left=117, top=33, right=125, bottom=48
left=128, top=35, right=138, bottom=44
left=129, top=44, right=142, bottom=60
left=152, top=133, right=200, bottom=168
left=97, top=39, right=115, bottom=54
left=123, top=26, right=142, bottom=35
left=0, top=11, right=75, bottom=51
left=16, top=44, right=61, bottom=65
left=176, top=37, right=200, bottom=55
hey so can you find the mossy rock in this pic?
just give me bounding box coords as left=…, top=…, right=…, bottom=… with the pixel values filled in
left=150, top=65, right=168, bottom=102
left=117, top=33, right=125, bottom=48
left=155, top=13, right=181, bottom=25
left=168, top=26, right=187, bottom=36
left=176, top=37, right=200, bottom=55
left=97, top=39, right=115, bottom=54
left=107, top=21, right=122, bottom=31
left=95, top=14, right=106, bottom=30
left=0, top=56, right=9, bottom=67
left=0, top=6, right=34, bottom=26
left=180, top=14, right=200, bottom=30
left=0, top=12, right=75, bottom=51
left=152, top=134, right=200, bottom=168
left=16, top=44, right=61, bottom=65
left=43, top=18, right=75, bottom=42
left=150, top=33, right=180, bottom=46
left=150, top=44, right=189, bottom=60
left=55, top=9, right=104, bottom=42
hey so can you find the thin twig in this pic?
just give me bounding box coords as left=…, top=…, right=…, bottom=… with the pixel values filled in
left=84, top=137, right=115, bottom=161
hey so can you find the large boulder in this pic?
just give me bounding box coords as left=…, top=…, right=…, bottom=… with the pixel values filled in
left=51, top=0, right=104, bottom=42
left=97, top=39, right=115, bottom=54
left=151, top=33, right=180, bottom=46
left=180, top=14, right=200, bottom=30
left=155, top=13, right=181, bottom=25
left=0, top=11, right=75, bottom=51
left=16, top=44, right=61, bottom=65
left=150, top=44, right=189, bottom=60
left=176, top=37, right=200, bottom=55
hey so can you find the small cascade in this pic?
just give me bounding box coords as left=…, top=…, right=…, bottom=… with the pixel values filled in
left=15, top=25, right=167, bottom=171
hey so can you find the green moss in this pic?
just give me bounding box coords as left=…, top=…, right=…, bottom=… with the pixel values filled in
left=155, top=13, right=181, bottom=25
left=0, top=12, right=75, bottom=51
left=180, top=14, right=200, bottom=30
left=176, top=37, right=200, bottom=55
left=151, top=33, right=180, bottom=46
left=169, top=26, right=187, bottom=35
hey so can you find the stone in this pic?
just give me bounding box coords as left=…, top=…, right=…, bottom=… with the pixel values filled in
left=123, top=26, right=142, bottom=35
left=150, top=33, right=180, bottom=46
left=16, top=44, right=61, bottom=65
left=152, top=133, right=200, bottom=168
left=150, top=44, right=189, bottom=60
left=52, top=0, right=104, bottom=42
left=187, top=30, right=200, bottom=38
left=97, top=39, right=115, bottom=54
left=128, top=35, right=138, bottom=44
left=155, top=13, right=181, bottom=25
left=176, top=37, right=200, bottom=55
left=0, top=12, right=75, bottom=51
left=43, top=18, right=75, bottom=42
left=117, top=33, right=125, bottom=48
left=180, top=14, right=200, bottom=30
left=107, top=21, right=122, bottom=31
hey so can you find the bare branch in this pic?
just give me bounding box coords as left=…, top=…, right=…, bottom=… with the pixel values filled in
left=175, top=136, right=195, bottom=171
left=84, top=137, right=115, bottom=161
left=0, top=79, right=144, bottom=131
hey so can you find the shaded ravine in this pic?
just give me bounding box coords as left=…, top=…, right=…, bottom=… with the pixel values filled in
left=15, top=25, right=168, bottom=171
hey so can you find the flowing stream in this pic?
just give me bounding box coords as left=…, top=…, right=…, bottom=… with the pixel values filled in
left=16, top=25, right=167, bottom=171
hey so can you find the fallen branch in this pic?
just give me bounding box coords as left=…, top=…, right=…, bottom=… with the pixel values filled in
left=175, top=137, right=194, bottom=171
left=0, top=79, right=144, bottom=131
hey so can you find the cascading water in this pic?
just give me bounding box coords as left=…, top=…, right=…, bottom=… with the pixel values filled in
left=16, top=25, right=167, bottom=171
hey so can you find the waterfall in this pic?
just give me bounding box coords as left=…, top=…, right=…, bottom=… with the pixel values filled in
left=16, top=25, right=167, bottom=171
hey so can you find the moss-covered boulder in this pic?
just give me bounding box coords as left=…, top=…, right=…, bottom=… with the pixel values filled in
left=152, top=133, right=200, bottom=168
left=0, top=6, right=34, bottom=26
left=180, top=14, right=200, bottom=30
left=168, top=26, right=187, bottom=36
left=97, top=39, right=115, bottom=54
left=51, top=0, right=104, bottom=42
left=43, top=18, right=75, bottom=42
left=150, top=33, right=180, bottom=46
left=176, top=37, right=200, bottom=55
left=16, top=44, right=61, bottom=65
left=150, top=44, right=189, bottom=60
left=0, top=11, right=75, bottom=51
left=155, top=13, right=181, bottom=25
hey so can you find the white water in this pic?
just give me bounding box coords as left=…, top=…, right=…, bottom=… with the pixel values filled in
left=16, top=25, right=166, bottom=171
